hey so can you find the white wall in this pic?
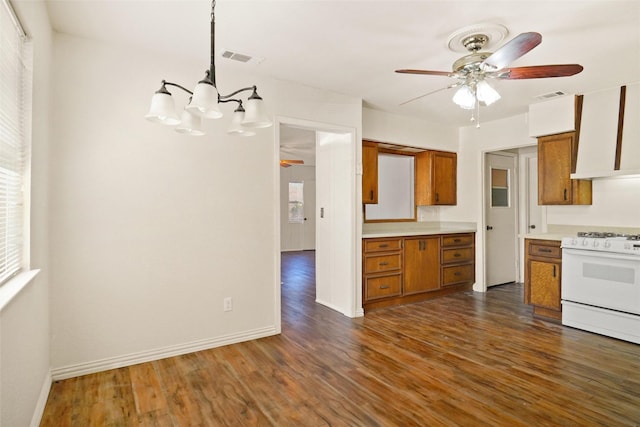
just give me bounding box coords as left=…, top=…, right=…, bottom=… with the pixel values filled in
left=459, top=113, right=640, bottom=290
left=1, top=1, right=52, bottom=426
left=363, top=107, right=457, bottom=150
left=547, top=177, right=640, bottom=227
left=49, top=32, right=362, bottom=376
left=362, top=107, right=458, bottom=222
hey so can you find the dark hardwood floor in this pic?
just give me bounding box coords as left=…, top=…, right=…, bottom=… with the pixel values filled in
left=41, top=250, right=640, bottom=426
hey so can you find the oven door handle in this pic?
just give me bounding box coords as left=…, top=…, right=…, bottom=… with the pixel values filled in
left=562, top=248, right=640, bottom=262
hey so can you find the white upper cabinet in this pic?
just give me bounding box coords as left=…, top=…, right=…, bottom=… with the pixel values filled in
left=573, top=87, right=621, bottom=178
left=528, top=95, right=575, bottom=138
left=619, top=82, right=640, bottom=173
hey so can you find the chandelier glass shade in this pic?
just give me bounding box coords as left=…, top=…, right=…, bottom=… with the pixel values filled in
left=145, top=1, right=271, bottom=136
left=145, top=87, right=181, bottom=125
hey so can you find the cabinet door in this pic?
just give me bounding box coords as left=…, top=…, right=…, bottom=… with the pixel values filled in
left=415, top=151, right=457, bottom=206
left=529, top=259, right=561, bottom=310
left=538, top=133, right=573, bottom=205
left=404, top=237, right=440, bottom=295
left=433, top=151, right=457, bottom=205
left=362, top=141, right=378, bottom=204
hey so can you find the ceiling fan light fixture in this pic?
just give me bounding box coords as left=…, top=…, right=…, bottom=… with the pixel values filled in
left=476, top=80, right=501, bottom=106
left=452, top=85, right=476, bottom=110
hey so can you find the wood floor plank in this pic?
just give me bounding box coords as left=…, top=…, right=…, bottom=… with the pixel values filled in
left=40, top=251, right=640, bottom=426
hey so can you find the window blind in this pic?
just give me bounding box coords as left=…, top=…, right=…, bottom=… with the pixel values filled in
left=0, top=0, right=31, bottom=284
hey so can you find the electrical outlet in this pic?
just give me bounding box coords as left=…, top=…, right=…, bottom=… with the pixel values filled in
left=223, top=297, right=233, bottom=312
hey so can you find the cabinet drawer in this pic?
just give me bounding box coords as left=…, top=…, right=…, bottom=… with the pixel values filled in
left=442, top=264, right=474, bottom=286
left=363, top=238, right=403, bottom=253
left=442, top=247, right=474, bottom=264
left=365, top=274, right=402, bottom=301
left=364, top=253, right=402, bottom=274
left=442, top=234, right=474, bottom=247
left=529, top=243, right=561, bottom=259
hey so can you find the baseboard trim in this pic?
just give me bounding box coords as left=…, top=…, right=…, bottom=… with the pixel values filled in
left=51, top=326, right=278, bottom=381
left=30, top=371, right=52, bottom=427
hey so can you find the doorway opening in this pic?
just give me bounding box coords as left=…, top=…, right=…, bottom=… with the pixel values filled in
left=277, top=120, right=358, bottom=321
left=484, top=146, right=543, bottom=288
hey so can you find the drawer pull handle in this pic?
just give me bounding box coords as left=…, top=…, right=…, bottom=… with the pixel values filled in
left=379, top=285, right=390, bottom=289
left=539, top=248, right=552, bottom=253
left=454, top=253, right=461, bottom=257
left=379, top=262, right=389, bottom=266
left=379, top=244, right=389, bottom=248
left=454, top=272, right=462, bottom=276
left=453, top=239, right=461, bottom=243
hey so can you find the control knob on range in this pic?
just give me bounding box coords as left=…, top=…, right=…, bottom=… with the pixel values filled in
left=604, top=240, right=612, bottom=248
left=582, top=239, right=589, bottom=246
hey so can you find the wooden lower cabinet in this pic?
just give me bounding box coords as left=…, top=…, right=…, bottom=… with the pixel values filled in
left=363, top=233, right=475, bottom=311
left=441, top=234, right=475, bottom=287
left=524, top=238, right=562, bottom=321
left=404, top=237, right=440, bottom=295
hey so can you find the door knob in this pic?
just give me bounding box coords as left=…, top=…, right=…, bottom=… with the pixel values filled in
left=530, top=224, right=536, bottom=229
left=486, top=225, right=493, bottom=230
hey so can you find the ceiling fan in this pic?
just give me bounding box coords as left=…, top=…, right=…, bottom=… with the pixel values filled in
left=396, top=28, right=583, bottom=117
left=279, top=159, right=304, bottom=168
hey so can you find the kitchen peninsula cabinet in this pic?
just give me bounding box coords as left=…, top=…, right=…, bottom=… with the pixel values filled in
left=415, top=150, right=457, bottom=205
left=524, top=238, right=562, bottom=321
left=362, top=140, right=378, bottom=204
left=363, top=232, right=475, bottom=311
left=538, top=132, right=592, bottom=205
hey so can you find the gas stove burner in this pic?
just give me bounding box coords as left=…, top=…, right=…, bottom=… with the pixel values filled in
left=577, top=231, right=619, bottom=238
left=576, top=231, right=640, bottom=239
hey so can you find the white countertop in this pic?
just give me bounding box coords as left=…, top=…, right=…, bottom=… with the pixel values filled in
left=362, top=222, right=476, bottom=238
left=519, top=233, right=566, bottom=242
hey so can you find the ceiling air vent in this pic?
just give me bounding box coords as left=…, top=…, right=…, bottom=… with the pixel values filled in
left=534, top=91, right=567, bottom=101
left=221, top=50, right=252, bottom=63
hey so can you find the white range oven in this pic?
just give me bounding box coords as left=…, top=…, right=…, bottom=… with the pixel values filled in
left=561, top=232, right=640, bottom=344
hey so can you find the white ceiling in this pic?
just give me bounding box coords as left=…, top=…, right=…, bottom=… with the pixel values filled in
left=44, top=0, right=640, bottom=133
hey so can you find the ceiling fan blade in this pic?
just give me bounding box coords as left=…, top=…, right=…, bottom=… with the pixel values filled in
left=280, top=159, right=304, bottom=168
left=497, top=64, right=584, bottom=79
left=400, top=83, right=460, bottom=106
left=395, top=69, right=454, bottom=77
left=482, top=32, right=542, bottom=71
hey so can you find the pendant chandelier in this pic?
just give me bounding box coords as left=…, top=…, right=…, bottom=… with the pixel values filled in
left=145, top=0, right=271, bottom=136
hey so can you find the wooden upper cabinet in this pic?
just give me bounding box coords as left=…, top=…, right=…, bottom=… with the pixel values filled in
left=415, top=150, right=457, bottom=206
left=362, top=140, right=378, bottom=204
left=538, top=132, right=592, bottom=205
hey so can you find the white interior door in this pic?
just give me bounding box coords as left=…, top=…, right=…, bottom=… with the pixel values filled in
left=315, top=130, right=355, bottom=314
left=485, top=152, right=518, bottom=287
left=526, top=157, right=542, bottom=234
left=303, top=179, right=316, bottom=250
